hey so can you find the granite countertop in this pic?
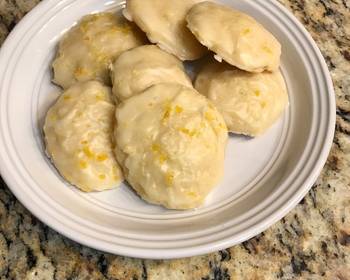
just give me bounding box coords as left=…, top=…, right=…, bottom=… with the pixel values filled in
left=0, top=0, right=349, bottom=279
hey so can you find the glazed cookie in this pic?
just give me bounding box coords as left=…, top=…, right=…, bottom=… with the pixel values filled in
left=44, top=81, right=123, bottom=192
left=187, top=1, right=281, bottom=72
left=124, top=0, right=206, bottom=61
left=114, top=83, right=227, bottom=209
left=111, top=45, right=193, bottom=101
left=52, top=12, right=146, bottom=89
left=195, top=61, right=288, bottom=136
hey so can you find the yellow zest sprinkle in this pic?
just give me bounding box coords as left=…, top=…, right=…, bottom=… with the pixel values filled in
left=255, top=90, right=261, bottom=97
left=81, top=140, right=88, bottom=145
left=74, top=67, right=88, bottom=78
left=63, top=95, right=71, bottom=101
left=49, top=114, right=57, bottom=121
left=79, top=160, right=88, bottom=169
left=158, top=154, right=168, bottom=164
left=83, top=146, right=94, bottom=158
left=262, top=46, right=273, bottom=54
left=187, top=191, right=197, bottom=198
left=163, top=110, right=170, bottom=121
left=175, top=105, right=183, bottom=114
left=96, top=153, right=108, bottom=162
left=152, top=144, right=161, bottom=152
left=95, top=94, right=104, bottom=101
left=242, top=28, right=251, bottom=35
left=162, top=105, right=172, bottom=123
left=178, top=127, right=197, bottom=137
left=219, top=123, right=226, bottom=129
left=152, top=144, right=167, bottom=163
left=204, top=111, right=215, bottom=122
left=261, top=101, right=267, bottom=108
left=99, top=174, right=106, bottom=180
left=165, top=171, right=174, bottom=186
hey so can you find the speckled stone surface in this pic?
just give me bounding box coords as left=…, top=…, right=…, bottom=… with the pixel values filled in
left=0, top=0, right=349, bottom=279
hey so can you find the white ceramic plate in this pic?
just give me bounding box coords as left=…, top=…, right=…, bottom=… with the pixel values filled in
left=0, top=0, right=335, bottom=259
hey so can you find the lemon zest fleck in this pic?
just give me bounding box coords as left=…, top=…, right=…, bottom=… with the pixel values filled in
left=96, top=154, right=108, bottom=162
left=49, top=114, right=57, bottom=121
left=175, top=105, right=183, bottom=114
left=178, top=127, right=196, bottom=137
left=83, top=146, right=94, bottom=159
left=165, top=171, right=174, bottom=187
left=187, top=191, right=197, bottom=198
left=242, top=28, right=251, bottom=35
left=162, top=105, right=172, bottom=123
left=74, top=67, right=88, bottom=78
left=95, top=94, right=104, bottom=101
left=152, top=144, right=161, bottom=152
left=204, top=111, right=215, bottom=122
left=152, top=144, right=168, bottom=163
left=219, top=123, right=226, bottom=130
left=158, top=154, right=168, bottom=164
left=262, top=46, right=273, bottom=54
left=79, top=160, right=88, bottom=169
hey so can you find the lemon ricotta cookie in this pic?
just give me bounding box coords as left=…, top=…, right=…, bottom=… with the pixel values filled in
left=124, top=0, right=207, bottom=61
left=111, top=45, right=193, bottom=101
left=187, top=1, right=281, bottom=72
left=44, top=81, right=123, bottom=192
left=195, top=61, right=289, bottom=136
left=52, top=12, right=146, bottom=89
left=114, top=83, right=228, bottom=209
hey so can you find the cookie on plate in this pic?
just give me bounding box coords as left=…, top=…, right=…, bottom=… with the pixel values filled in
left=187, top=1, right=281, bottom=72
left=114, top=83, right=227, bottom=209
left=52, top=12, right=146, bottom=89
left=124, top=0, right=207, bottom=61
left=111, top=45, right=193, bottom=101
left=44, top=81, right=123, bottom=192
left=195, top=60, right=288, bottom=136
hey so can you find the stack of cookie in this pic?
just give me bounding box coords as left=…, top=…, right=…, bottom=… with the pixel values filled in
left=43, top=0, right=288, bottom=210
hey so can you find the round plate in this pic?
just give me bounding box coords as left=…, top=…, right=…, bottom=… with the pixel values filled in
left=0, top=0, right=335, bottom=259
